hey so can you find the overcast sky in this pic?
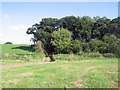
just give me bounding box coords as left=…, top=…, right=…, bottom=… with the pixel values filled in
left=1, top=2, right=118, bottom=44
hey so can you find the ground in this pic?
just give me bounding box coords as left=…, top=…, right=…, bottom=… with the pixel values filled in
left=2, top=58, right=118, bottom=88
left=1, top=44, right=119, bottom=88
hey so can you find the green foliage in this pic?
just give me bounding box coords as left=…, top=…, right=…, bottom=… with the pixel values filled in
left=70, top=40, right=82, bottom=53
left=41, top=18, right=59, bottom=28
left=103, top=53, right=116, bottom=58
left=27, top=16, right=120, bottom=57
left=103, top=35, right=120, bottom=56
left=89, top=39, right=108, bottom=53
left=4, top=42, right=12, bottom=44
left=34, top=41, right=44, bottom=53
left=51, top=29, right=82, bottom=54
left=82, top=42, right=90, bottom=53
left=103, top=34, right=117, bottom=44
left=110, top=39, right=120, bottom=57
left=51, top=28, right=72, bottom=53
left=80, top=52, right=103, bottom=58
left=60, top=16, right=78, bottom=31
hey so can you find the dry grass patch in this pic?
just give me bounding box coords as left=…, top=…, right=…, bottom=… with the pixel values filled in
left=6, top=79, right=20, bottom=85
left=86, top=66, right=99, bottom=71
left=110, top=81, right=118, bottom=88
left=75, top=79, right=84, bottom=88
left=16, top=72, right=33, bottom=77
left=2, top=62, right=53, bottom=70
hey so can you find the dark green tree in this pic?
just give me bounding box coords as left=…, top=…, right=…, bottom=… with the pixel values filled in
left=26, top=18, right=60, bottom=61
left=27, top=16, right=120, bottom=59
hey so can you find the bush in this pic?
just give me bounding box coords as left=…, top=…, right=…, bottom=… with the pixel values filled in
left=70, top=40, right=82, bottom=53
left=89, top=39, right=103, bottom=52
left=4, top=42, right=12, bottom=44
left=103, top=53, right=116, bottom=58
left=51, top=28, right=72, bottom=53
left=80, top=52, right=103, bottom=58
left=82, top=42, right=91, bottom=53
left=103, top=34, right=117, bottom=44
left=54, top=54, right=82, bottom=61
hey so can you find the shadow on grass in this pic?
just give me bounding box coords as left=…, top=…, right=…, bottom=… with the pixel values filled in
left=12, top=46, right=35, bottom=53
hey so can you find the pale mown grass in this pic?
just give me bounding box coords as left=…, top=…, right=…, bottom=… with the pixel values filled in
left=2, top=58, right=118, bottom=88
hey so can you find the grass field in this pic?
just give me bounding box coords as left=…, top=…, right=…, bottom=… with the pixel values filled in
left=0, top=44, right=33, bottom=54
left=2, top=58, right=118, bottom=88
left=1, top=44, right=119, bottom=88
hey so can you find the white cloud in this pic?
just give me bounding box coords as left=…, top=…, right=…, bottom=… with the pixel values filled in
left=8, top=25, right=30, bottom=31
left=0, top=30, right=33, bottom=44
left=1, top=24, right=32, bottom=44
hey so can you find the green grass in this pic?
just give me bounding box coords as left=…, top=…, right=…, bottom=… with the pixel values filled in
left=2, top=58, right=118, bottom=88
left=0, top=44, right=34, bottom=54
left=1, top=44, right=119, bottom=88
left=54, top=54, right=118, bottom=61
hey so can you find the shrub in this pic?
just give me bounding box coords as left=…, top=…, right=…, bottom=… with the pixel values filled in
left=53, top=54, right=81, bottom=61
left=82, top=42, right=91, bottom=53
left=103, top=53, right=116, bottom=58
left=80, top=52, right=103, bottom=58
left=4, top=42, right=12, bottom=44
left=51, top=28, right=72, bottom=53
left=34, top=41, right=44, bottom=52
left=103, top=34, right=117, bottom=44
left=89, top=39, right=103, bottom=52
left=71, top=40, right=82, bottom=53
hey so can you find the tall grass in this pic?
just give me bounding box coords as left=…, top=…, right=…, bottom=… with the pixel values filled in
left=54, top=53, right=118, bottom=61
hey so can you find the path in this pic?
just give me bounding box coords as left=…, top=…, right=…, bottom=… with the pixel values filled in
left=1, top=62, right=53, bottom=70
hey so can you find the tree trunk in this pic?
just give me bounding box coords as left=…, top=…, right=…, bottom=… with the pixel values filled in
left=48, top=54, right=55, bottom=62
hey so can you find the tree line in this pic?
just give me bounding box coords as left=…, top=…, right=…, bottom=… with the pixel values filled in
left=26, top=16, right=120, bottom=61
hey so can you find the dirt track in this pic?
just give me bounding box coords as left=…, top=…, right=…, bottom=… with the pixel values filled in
left=1, top=62, right=53, bottom=70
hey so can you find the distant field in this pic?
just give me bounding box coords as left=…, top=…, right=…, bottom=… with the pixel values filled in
left=0, top=44, right=34, bottom=54
left=2, top=59, right=118, bottom=88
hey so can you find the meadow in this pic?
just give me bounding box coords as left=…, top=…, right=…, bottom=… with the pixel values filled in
left=1, top=44, right=119, bottom=88
left=0, top=44, right=34, bottom=54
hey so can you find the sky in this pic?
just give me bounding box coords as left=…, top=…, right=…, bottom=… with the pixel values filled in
left=1, top=2, right=118, bottom=44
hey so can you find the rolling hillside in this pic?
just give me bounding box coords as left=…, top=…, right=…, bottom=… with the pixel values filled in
left=1, top=44, right=34, bottom=54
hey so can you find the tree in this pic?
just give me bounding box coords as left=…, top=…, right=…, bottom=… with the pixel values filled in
left=114, top=39, right=120, bottom=57
left=51, top=28, right=72, bottom=53
left=26, top=18, right=60, bottom=61
left=91, top=16, right=111, bottom=40
left=108, top=17, right=120, bottom=38
left=70, top=39, right=82, bottom=53
left=4, top=42, right=12, bottom=44
left=89, top=39, right=108, bottom=53
left=82, top=42, right=90, bottom=53
left=27, top=16, right=120, bottom=59
left=60, top=16, right=93, bottom=42
left=103, top=34, right=119, bottom=54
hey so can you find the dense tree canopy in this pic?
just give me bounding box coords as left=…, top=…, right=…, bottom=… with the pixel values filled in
left=27, top=16, right=120, bottom=60
left=4, top=42, right=13, bottom=44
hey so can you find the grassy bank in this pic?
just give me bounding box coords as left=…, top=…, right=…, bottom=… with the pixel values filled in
left=0, top=44, right=34, bottom=54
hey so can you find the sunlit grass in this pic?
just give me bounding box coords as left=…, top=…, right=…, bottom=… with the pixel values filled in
left=2, top=59, right=118, bottom=88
